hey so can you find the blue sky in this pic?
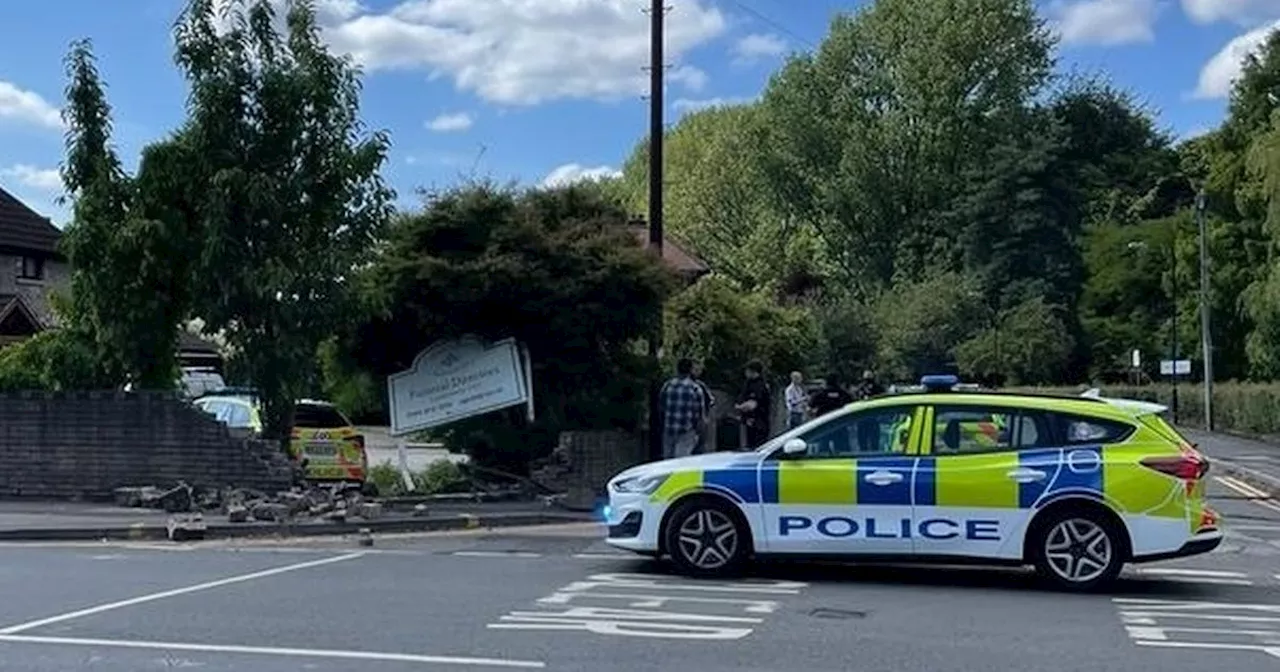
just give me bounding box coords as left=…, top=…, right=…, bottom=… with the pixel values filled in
left=1, top=0, right=1278, bottom=225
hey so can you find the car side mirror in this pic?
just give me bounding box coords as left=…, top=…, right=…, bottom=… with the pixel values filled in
left=782, top=438, right=808, bottom=456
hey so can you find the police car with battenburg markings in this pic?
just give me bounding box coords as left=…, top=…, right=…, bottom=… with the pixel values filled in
left=603, top=375, right=1222, bottom=591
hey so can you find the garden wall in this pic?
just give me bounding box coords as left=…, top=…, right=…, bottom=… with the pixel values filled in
left=0, top=391, right=296, bottom=499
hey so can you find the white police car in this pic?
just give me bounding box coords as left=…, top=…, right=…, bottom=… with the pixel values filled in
left=604, top=377, right=1222, bottom=590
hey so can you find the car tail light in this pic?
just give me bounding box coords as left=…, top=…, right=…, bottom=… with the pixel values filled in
left=1140, top=451, right=1209, bottom=480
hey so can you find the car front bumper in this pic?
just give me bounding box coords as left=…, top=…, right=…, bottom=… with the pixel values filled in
left=602, top=492, right=665, bottom=553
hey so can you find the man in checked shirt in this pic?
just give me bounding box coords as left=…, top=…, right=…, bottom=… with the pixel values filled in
left=660, top=357, right=708, bottom=459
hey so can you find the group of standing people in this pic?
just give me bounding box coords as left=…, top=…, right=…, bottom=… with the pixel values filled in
left=785, top=369, right=884, bottom=430
left=659, top=359, right=883, bottom=459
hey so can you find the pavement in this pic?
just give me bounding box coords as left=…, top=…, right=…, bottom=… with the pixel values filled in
left=0, top=500, right=590, bottom=541
left=0, top=478, right=1277, bottom=671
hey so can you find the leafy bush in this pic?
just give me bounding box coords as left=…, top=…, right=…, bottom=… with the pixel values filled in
left=1013, top=382, right=1280, bottom=435
left=349, top=183, right=677, bottom=473
left=367, top=459, right=471, bottom=497
left=665, top=275, right=823, bottom=388
left=0, top=330, right=116, bottom=392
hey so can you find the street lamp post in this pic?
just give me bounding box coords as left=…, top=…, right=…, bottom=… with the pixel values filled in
left=1196, top=189, right=1213, bottom=430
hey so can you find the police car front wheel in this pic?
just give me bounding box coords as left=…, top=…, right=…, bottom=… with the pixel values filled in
left=1031, top=511, right=1124, bottom=590
left=663, top=499, right=749, bottom=576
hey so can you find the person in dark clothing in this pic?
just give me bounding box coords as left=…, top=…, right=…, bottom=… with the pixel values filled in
left=854, top=369, right=885, bottom=400
left=810, top=373, right=854, bottom=417
left=734, top=360, right=772, bottom=449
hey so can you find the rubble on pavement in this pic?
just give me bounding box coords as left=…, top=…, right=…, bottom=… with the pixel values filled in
left=113, top=482, right=394, bottom=525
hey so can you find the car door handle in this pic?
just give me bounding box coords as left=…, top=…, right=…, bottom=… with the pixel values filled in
left=864, top=470, right=904, bottom=486
left=1006, top=468, right=1047, bottom=483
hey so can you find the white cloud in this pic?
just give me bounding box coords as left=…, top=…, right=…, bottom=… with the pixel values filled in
left=1048, top=0, right=1159, bottom=46
left=672, top=96, right=756, bottom=114
left=322, top=0, right=725, bottom=105
left=426, top=112, right=473, bottom=132
left=1182, top=0, right=1280, bottom=26
left=541, top=163, right=622, bottom=188
left=1194, top=20, right=1280, bottom=99
left=0, top=165, right=62, bottom=191
left=732, top=33, right=786, bottom=64
left=0, top=81, right=62, bottom=130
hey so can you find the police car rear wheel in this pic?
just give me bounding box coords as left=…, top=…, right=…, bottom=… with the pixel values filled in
left=1033, top=514, right=1121, bottom=590
left=664, top=500, right=747, bottom=576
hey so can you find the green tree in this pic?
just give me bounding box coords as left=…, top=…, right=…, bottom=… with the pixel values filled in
left=664, top=275, right=822, bottom=389
left=143, top=0, right=393, bottom=440
left=615, top=104, right=834, bottom=294
left=59, top=40, right=189, bottom=389
left=350, top=183, right=675, bottom=472
left=758, top=0, right=1055, bottom=294
left=954, top=296, right=1075, bottom=385
left=872, top=272, right=984, bottom=379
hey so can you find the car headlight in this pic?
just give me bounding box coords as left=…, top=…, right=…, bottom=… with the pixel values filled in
left=611, top=473, right=670, bottom=495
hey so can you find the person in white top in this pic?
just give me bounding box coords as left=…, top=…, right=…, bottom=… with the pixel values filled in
left=784, top=371, right=808, bottom=430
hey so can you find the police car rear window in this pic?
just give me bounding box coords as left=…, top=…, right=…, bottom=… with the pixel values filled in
left=294, top=404, right=350, bottom=428
left=1052, top=413, right=1133, bottom=445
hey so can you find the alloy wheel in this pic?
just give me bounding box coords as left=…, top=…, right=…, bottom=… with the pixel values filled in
left=1044, top=518, right=1113, bottom=584
left=676, top=509, right=739, bottom=570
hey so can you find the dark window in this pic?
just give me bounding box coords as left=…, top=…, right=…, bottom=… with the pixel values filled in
left=294, top=403, right=350, bottom=428
left=19, top=256, right=43, bottom=280
left=791, top=406, right=916, bottom=458
left=1050, top=413, right=1134, bottom=445
left=932, top=406, right=1057, bottom=455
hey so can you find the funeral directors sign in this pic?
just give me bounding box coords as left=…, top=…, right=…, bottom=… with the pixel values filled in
left=388, top=336, right=530, bottom=436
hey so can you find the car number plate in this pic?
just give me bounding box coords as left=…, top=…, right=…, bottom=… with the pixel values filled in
left=305, top=442, right=337, bottom=456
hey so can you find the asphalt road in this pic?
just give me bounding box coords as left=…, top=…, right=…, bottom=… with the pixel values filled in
left=0, top=479, right=1277, bottom=672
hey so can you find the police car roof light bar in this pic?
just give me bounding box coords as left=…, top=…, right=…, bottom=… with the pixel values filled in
left=919, top=374, right=960, bottom=392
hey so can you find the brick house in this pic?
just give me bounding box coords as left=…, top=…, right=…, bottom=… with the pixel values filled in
left=0, top=187, right=68, bottom=347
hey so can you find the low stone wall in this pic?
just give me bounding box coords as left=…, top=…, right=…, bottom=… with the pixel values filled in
left=0, top=391, right=296, bottom=499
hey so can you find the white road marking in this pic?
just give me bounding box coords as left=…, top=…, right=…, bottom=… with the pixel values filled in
left=1115, top=597, right=1280, bottom=660
left=1133, top=640, right=1280, bottom=658
left=452, top=551, right=543, bottom=558
left=488, top=573, right=807, bottom=640
left=0, top=552, right=366, bottom=635
left=537, top=591, right=780, bottom=614
left=0, top=634, right=545, bottom=668
left=1135, top=568, right=1249, bottom=578
left=571, top=553, right=635, bottom=560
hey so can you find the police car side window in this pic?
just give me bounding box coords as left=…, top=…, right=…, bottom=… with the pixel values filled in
left=933, top=406, right=1017, bottom=454
left=797, top=407, right=915, bottom=458
left=1051, top=413, right=1134, bottom=445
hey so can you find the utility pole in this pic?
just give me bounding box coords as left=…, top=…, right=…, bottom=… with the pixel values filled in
left=1197, top=189, right=1213, bottom=430
left=1170, top=227, right=1179, bottom=425
left=645, top=0, right=667, bottom=461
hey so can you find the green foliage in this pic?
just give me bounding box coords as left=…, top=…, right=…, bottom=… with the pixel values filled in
left=317, top=337, right=385, bottom=423
left=954, top=296, right=1075, bottom=385
left=758, top=0, right=1054, bottom=294
left=0, top=330, right=112, bottom=392
left=615, top=105, right=835, bottom=295
left=350, top=182, right=676, bottom=472
left=58, top=40, right=186, bottom=389
left=664, top=275, right=822, bottom=388
left=367, top=459, right=469, bottom=497
left=872, top=272, right=983, bottom=380
left=138, top=0, right=394, bottom=440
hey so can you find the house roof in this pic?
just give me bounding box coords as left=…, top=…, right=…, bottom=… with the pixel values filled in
left=627, top=226, right=710, bottom=277
left=0, top=186, right=62, bottom=255
left=178, top=330, right=221, bottom=354
left=0, top=294, right=44, bottom=334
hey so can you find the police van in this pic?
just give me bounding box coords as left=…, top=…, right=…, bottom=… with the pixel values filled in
left=603, top=376, right=1220, bottom=590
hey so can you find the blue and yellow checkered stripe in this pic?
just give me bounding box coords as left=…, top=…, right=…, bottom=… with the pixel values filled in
left=653, top=447, right=1106, bottom=508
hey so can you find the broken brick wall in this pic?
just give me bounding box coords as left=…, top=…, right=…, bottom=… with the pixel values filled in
left=0, top=391, right=295, bottom=499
